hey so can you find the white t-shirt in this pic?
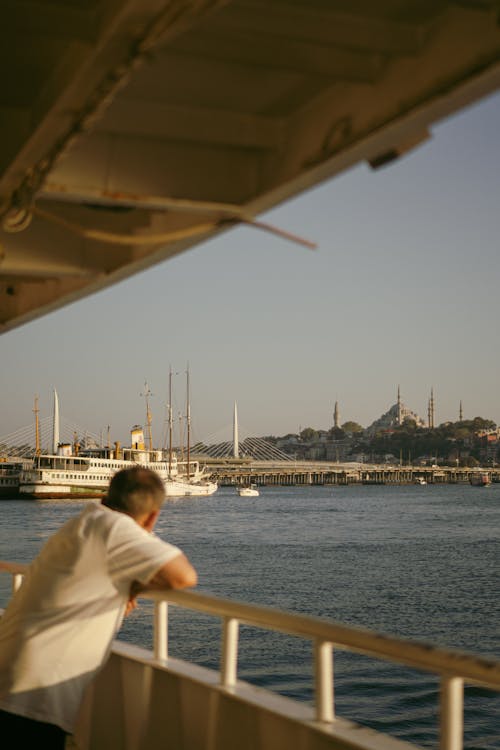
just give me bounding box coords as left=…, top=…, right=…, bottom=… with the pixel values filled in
left=0, top=503, right=181, bottom=732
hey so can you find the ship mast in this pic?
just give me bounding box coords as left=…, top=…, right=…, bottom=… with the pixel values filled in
left=33, top=395, right=41, bottom=457
left=52, top=388, right=60, bottom=454
left=186, top=365, right=191, bottom=480
left=168, top=367, right=173, bottom=477
left=178, top=413, right=184, bottom=462
left=142, top=382, right=153, bottom=452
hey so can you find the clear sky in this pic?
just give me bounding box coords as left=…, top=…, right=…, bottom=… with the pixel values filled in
left=1, top=89, right=500, bottom=447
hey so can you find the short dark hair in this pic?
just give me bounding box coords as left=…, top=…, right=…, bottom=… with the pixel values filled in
left=104, top=467, right=165, bottom=517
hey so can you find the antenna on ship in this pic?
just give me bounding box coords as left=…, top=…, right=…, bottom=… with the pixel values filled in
left=33, top=395, right=41, bottom=457
left=141, top=381, right=154, bottom=452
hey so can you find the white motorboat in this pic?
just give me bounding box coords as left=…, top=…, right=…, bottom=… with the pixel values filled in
left=238, top=484, right=259, bottom=497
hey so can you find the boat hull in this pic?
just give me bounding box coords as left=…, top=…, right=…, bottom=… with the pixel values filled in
left=165, top=480, right=218, bottom=497
left=19, top=484, right=105, bottom=499
left=470, top=475, right=491, bottom=487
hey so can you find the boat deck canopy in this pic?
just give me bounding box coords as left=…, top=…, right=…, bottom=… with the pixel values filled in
left=1, top=0, right=500, bottom=332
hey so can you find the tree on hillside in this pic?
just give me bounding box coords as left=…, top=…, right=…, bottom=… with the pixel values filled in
left=341, top=421, right=364, bottom=434
left=472, top=417, right=496, bottom=430
left=300, top=427, right=318, bottom=442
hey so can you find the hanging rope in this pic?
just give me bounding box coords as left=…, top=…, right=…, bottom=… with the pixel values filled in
left=32, top=204, right=317, bottom=250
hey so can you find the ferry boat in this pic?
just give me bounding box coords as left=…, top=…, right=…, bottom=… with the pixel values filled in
left=18, top=426, right=217, bottom=499
left=0, top=461, right=28, bottom=498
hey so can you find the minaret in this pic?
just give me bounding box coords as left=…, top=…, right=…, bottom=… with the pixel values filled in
left=397, top=385, right=402, bottom=426
left=333, top=401, right=340, bottom=429
left=52, top=388, right=60, bottom=454
left=429, top=387, right=435, bottom=429
left=459, top=401, right=463, bottom=422
left=233, top=402, right=239, bottom=458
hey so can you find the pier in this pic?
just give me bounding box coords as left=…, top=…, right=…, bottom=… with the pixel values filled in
left=198, top=458, right=500, bottom=487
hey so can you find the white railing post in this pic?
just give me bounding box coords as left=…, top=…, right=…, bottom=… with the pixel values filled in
left=221, top=616, right=239, bottom=687
left=314, top=639, right=334, bottom=722
left=153, top=601, right=168, bottom=661
left=440, top=676, right=464, bottom=750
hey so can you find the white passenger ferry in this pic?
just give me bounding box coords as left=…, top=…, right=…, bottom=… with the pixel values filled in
left=19, top=426, right=216, bottom=499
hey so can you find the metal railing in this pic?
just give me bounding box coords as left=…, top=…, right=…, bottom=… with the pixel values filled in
left=1, top=561, right=499, bottom=750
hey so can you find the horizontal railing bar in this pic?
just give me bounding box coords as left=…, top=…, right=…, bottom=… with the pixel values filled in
left=0, top=561, right=28, bottom=575
left=2, top=561, right=499, bottom=690
left=143, top=590, right=500, bottom=690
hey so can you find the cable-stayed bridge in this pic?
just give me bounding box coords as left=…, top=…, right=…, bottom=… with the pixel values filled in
left=193, top=437, right=292, bottom=462
left=0, top=418, right=102, bottom=458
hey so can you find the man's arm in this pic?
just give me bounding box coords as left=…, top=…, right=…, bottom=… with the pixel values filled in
left=125, top=553, right=197, bottom=614
left=147, top=553, right=198, bottom=590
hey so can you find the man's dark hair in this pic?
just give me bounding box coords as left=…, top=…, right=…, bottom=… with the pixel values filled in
left=104, top=467, right=165, bottom=517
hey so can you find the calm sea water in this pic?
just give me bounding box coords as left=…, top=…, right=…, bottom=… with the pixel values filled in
left=1, top=484, right=499, bottom=748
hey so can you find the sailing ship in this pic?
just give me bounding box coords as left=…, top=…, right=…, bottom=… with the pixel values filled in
left=164, top=367, right=217, bottom=497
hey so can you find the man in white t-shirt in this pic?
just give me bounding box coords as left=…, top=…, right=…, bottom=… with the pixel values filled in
left=0, top=467, right=197, bottom=748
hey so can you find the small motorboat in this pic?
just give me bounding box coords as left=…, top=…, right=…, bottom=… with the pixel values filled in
left=238, top=484, right=259, bottom=497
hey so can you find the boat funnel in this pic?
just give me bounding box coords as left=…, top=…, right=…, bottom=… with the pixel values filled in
left=131, top=425, right=145, bottom=451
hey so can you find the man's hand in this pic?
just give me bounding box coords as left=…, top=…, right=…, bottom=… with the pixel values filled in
left=125, top=596, right=138, bottom=617
left=125, top=580, right=144, bottom=616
